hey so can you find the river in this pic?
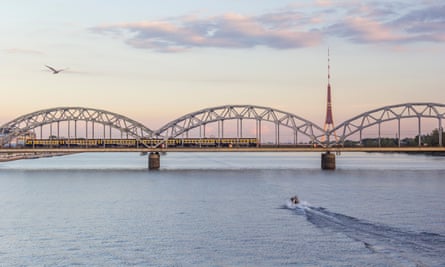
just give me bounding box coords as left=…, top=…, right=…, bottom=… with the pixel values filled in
left=0, top=152, right=444, bottom=266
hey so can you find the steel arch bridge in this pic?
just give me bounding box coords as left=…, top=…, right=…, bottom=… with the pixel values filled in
left=333, top=103, right=445, bottom=147
left=1, top=103, right=444, bottom=148
left=0, top=107, right=158, bottom=147
left=155, top=105, right=326, bottom=146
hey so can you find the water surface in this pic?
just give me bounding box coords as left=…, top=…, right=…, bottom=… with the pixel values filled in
left=0, top=152, right=444, bottom=266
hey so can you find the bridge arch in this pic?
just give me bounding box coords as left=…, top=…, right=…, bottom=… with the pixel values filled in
left=333, top=103, right=445, bottom=146
left=155, top=105, right=325, bottom=146
left=0, top=107, right=159, bottom=147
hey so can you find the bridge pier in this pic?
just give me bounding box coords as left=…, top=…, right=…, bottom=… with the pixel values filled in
left=148, top=152, right=160, bottom=170
left=321, top=151, right=336, bottom=170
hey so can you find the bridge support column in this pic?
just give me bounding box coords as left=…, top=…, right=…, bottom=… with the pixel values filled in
left=148, top=152, right=160, bottom=170
left=321, top=151, right=336, bottom=170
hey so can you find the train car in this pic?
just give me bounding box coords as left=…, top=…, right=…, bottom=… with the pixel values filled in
left=24, top=138, right=258, bottom=148
left=25, top=139, right=61, bottom=147
left=171, top=138, right=257, bottom=147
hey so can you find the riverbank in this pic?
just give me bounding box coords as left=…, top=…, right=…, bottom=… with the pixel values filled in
left=0, top=152, right=71, bottom=162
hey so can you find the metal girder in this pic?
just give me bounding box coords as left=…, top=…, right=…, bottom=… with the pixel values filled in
left=0, top=107, right=158, bottom=147
left=1, top=103, right=444, bottom=148
left=334, top=103, right=445, bottom=145
left=155, top=105, right=325, bottom=145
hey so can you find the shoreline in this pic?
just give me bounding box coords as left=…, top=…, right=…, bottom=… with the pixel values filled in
left=0, top=152, right=71, bottom=162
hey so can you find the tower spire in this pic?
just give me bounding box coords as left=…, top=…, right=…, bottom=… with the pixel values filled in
left=323, top=48, right=338, bottom=144
left=328, top=48, right=330, bottom=83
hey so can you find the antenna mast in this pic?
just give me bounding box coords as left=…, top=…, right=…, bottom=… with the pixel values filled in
left=328, top=48, right=330, bottom=83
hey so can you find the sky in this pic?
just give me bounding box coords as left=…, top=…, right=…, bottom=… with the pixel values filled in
left=1, top=0, right=444, bottom=133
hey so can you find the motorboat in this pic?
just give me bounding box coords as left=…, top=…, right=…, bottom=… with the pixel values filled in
left=290, top=195, right=299, bottom=205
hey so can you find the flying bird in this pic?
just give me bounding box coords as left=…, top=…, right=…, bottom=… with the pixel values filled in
left=45, top=65, right=67, bottom=74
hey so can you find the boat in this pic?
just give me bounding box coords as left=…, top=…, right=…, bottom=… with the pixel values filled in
left=290, top=195, right=299, bottom=205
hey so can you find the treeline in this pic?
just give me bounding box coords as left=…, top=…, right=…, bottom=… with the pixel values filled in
left=344, top=128, right=445, bottom=147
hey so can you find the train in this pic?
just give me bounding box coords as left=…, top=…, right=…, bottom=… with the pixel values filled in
left=24, top=138, right=258, bottom=148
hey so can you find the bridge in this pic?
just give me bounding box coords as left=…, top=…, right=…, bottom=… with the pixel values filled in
left=1, top=103, right=444, bottom=169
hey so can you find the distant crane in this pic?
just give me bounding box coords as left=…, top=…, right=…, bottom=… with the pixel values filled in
left=45, top=65, right=67, bottom=74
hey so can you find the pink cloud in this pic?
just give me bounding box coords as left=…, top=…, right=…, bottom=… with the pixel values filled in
left=343, top=17, right=404, bottom=42
left=91, top=12, right=322, bottom=52
left=327, top=2, right=445, bottom=45
left=315, top=0, right=333, bottom=7
left=91, top=1, right=445, bottom=52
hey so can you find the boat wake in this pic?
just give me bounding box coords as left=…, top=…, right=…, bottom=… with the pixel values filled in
left=287, top=201, right=445, bottom=266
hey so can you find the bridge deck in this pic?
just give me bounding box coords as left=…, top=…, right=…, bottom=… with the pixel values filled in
left=1, top=147, right=445, bottom=153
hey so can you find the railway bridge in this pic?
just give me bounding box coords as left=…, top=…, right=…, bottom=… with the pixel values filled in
left=1, top=103, right=444, bottom=169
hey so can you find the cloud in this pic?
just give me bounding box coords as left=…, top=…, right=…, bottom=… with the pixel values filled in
left=91, top=1, right=445, bottom=52
left=326, top=2, right=445, bottom=44
left=390, top=4, right=445, bottom=42
left=328, top=17, right=404, bottom=43
left=91, top=12, right=322, bottom=52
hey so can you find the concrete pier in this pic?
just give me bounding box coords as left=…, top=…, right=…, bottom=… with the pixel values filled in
left=321, top=151, right=336, bottom=170
left=148, top=152, right=160, bottom=170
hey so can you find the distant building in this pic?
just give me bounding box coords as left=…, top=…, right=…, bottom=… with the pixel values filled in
left=0, top=129, right=35, bottom=147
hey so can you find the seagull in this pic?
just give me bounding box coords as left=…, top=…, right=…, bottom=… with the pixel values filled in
left=45, top=65, right=67, bottom=74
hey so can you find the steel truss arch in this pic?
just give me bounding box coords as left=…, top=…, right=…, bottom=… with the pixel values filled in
left=156, top=105, right=326, bottom=145
left=0, top=107, right=159, bottom=147
left=333, top=103, right=445, bottom=145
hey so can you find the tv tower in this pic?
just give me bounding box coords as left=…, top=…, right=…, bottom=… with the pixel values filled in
left=323, top=48, right=338, bottom=143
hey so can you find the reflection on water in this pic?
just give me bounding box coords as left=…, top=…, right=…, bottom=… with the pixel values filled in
left=0, top=152, right=444, bottom=266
